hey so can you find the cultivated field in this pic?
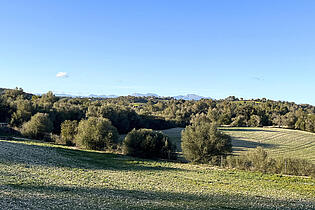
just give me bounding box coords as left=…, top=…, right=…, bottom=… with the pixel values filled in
left=221, top=127, right=315, bottom=164
left=0, top=137, right=314, bottom=209
left=162, top=127, right=315, bottom=164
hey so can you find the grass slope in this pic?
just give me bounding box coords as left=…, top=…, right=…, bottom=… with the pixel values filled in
left=162, top=127, right=315, bottom=164
left=0, top=138, right=314, bottom=209
left=220, top=127, right=315, bottom=164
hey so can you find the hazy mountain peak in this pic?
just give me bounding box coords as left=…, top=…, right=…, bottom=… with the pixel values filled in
left=131, top=93, right=159, bottom=97
left=173, top=94, right=210, bottom=100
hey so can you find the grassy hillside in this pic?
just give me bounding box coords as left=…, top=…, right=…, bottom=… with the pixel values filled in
left=162, top=127, right=315, bottom=164
left=0, top=137, right=314, bottom=209
left=220, top=127, right=315, bottom=164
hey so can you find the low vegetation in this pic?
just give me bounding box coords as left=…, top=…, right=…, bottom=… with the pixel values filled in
left=0, top=138, right=314, bottom=209
left=224, top=147, right=315, bottom=177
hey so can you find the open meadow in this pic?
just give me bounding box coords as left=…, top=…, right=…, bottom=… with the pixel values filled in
left=0, top=136, right=314, bottom=209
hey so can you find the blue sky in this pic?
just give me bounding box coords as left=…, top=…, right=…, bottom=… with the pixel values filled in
left=1, top=0, right=315, bottom=104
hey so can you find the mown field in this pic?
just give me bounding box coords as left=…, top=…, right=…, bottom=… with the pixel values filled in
left=0, top=137, right=314, bottom=209
left=221, top=127, right=315, bottom=163
left=162, top=127, right=315, bottom=164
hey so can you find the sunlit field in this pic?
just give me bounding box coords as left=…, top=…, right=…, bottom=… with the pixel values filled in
left=221, top=127, right=315, bottom=164
left=0, top=137, right=314, bottom=209
left=162, top=127, right=315, bottom=164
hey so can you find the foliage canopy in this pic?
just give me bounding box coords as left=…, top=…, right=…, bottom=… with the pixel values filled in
left=181, top=122, right=232, bottom=163
left=123, top=129, right=176, bottom=159
left=75, top=117, right=118, bottom=150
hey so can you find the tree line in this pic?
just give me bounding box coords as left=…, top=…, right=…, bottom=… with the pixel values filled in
left=1, top=87, right=315, bottom=137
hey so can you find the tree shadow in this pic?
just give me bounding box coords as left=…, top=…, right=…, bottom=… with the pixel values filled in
left=3, top=184, right=314, bottom=209
left=0, top=140, right=184, bottom=172
left=232, top=138, right=277, bottom=152
left=221, top=128, right=279, bottom=133
left=57, top=146, right=184, bottom=172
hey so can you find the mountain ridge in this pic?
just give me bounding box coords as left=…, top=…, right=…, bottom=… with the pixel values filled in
left=54, top=92, right=210, bottom=100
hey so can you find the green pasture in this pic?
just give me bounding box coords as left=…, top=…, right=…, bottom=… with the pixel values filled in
left=220, top=127, right=315, bottom=164
left=0, top=137, right=314, bottom=209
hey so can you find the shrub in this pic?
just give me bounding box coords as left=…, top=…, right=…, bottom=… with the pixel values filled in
left=224, top=147, right=315, bottom=177
left=224, top=147, right=271, bottom=171
left=75, top=117, right=118, bottom=150
left=59, top=120, right=78, bottom=146
left=123, top=129, right=176, bottom=159
left=21, top=113, right=53, bottom=140
left=274, top=157, right=315, bottom=177
left=181, top=122, right=232, bottom=163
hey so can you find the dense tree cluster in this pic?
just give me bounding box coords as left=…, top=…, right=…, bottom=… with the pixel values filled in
left=1, top=87, right=315, bottom=142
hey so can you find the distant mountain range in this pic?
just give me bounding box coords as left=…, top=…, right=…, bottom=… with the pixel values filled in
left=173, top=94, right=211, bottom=100
left=88, top=94, right=119, bottom=98
left=54, top=93, right=211, bottom=100
left=131, top=93, right=159, bottom=97
left=54, top=93, right=118, bottom=98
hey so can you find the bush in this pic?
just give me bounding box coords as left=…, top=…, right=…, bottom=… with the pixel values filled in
left=75, top=117, right=118, bottom=150
left=274, top=157, right=315, bottom=177
left=227, top=147, right=273, bottom=173
left=224, top=147, right=315, bottom=177
left=123, top=129, right=176, bottom=159
left=181, top=122, right=232, bottom=163
left=59, top=120, right=78, bottom=146
left=21, top=113, right=53, bottom=140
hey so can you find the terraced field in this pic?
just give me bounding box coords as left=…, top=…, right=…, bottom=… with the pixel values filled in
left=0, top=138, right=314, bottom=209
left=162, top=127, right=315, bottom=164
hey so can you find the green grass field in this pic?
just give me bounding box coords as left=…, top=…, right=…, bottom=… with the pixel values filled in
left=0, top=136, right=314, bottom=209
left=221, top=127, right=315, bottom=164
left=162, top=127, right=315, bottom=164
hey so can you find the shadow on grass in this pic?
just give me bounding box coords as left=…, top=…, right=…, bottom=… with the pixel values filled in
left=221, top=128, right=279, bottom=133
left=0, top=140, right=184, bottom=172
left=4, top=183, right=314, bottom=209
left=57, top=147, right=184, bottom=172
left=232, top=138, right=277, bottom=152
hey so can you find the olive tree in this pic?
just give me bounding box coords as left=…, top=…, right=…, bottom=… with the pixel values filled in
left=181, top=122, right=231, bottom=163
left=75, top=117, right=118, bottom=150
left=59, top=120, right=78, bottom=145
left=21, top=113, right=53, bottom=140
left=123, top=129, right=176, bottom=159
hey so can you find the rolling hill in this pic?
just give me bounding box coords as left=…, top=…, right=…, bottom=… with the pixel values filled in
left=162, top=127, right=315, bottom=164
left=0, top=137, right=314, bottom=209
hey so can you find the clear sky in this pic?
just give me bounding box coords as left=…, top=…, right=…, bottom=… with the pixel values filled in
left=1, top=0, right=314, bottom=104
